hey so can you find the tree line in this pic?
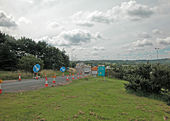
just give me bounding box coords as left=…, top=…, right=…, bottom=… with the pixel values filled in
left=0, top=31, right=69, bottom=71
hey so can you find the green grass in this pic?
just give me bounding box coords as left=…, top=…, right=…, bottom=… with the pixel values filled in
left=0, top=77, right=169, bottom=121
left=0, top=70, right=70, bottom=80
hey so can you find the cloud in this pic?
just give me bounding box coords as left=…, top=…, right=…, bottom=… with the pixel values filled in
left=38, top=29, right=102, bottom=46
left=93, top=46, right=105, bottom=51
left=76, top=21, right=94, bottom=27
left=132, top=39, right=153, bottom=47
left=152, top=29, right=162, bottom=35
left=0, top=11, right=17, bottom=28
left=72, top=0, right=155, bottom=26
left=157, top=37, right=170, bottom=45
left=138, top=32, right=151, bottom=38
left=18, top=17, right=32, bottom=24
left=48, top=21, right=60, bottom=28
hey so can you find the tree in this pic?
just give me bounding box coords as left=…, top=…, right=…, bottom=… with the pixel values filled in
left=18, top=55, right=44, bottom=72
left=0, top=32, right=18, bottom=70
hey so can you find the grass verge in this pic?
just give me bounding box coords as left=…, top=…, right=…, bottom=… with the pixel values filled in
left=0, top=77, right=169, bottom=121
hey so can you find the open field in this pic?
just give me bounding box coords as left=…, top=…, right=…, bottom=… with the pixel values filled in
left=0, top=70, right=70, bottom=80
left=0, top=77, right=169, bottom=121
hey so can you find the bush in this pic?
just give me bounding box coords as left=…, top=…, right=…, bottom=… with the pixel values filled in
left=18, top=55, right=44, bottom=72
left=124, top=64, right=170, bottom=94
left=150, top=65, right=170, bottom=92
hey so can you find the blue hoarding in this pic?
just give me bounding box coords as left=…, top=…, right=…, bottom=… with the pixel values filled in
left=98, top=66, right=105, bottom=76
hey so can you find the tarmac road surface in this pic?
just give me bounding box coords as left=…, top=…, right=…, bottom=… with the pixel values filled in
left=1, top=75, right=80, bottom=92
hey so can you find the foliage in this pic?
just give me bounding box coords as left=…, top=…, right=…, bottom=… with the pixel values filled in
left=0, top=31, right=70, bottom=71
left=18, top=55, right=44, bottom=72
left=108, top=64, right=170, bottom=95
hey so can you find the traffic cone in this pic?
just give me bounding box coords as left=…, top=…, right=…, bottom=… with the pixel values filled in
left=19, top=74, right=21, bottom=81
left=72, top=74, right=74, bottom=80
left=80, top=73, right=82, bottom=79
left=44, top=73, right=48, bottom=87
left=53, top=75, right=56, bottom=84
left=36, top=73, right=38, bottom=80
left=0, top=80, right=2, bottom=94
left=77, top=73, right=79, bottom=79
left=45, top=80, right=48, bottom=87
left=66, top=75, right=69, bottom=81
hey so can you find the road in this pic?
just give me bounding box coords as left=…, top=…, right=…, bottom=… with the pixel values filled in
left=1, top=75, right=83, bottom=92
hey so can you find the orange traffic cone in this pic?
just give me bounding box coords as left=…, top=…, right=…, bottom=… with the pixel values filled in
left=45, top=80, right=48, bottom=87
left=36, top=73, right=38, bottom=80
left=66, top=75, right=69, bottom=81
left=45, top=73, right=48, bottom=87
left=0, top=80, right=2, bottom=94
left=80, top=73, right=82, bottom=79
left=72, top=74, right=74, bottom=80
left=19, top=74, right=21, bottom=81
left=53, top=75, right=56, bottom=84
left=77, top=73, right=79, bottom=79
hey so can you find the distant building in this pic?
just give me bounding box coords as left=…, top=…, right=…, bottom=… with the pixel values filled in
left=75, top=62, right=91, bottom=75
left=91, top=66, right=98, bottom=77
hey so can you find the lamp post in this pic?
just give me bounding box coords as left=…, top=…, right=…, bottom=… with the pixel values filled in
left=155, top=48, right=159, bottom=63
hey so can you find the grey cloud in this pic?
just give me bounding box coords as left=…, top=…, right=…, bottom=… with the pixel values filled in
left=158, top=37, right=170, bottom=45
left=76, top=21, right=94, bottom=27
left=152, top=29, right=162, bottom=35
left=38, top=29, right=102, bottom=46
left=72, top=0, right=155, bottom=26
left=138, top=32, right=151, bottom=38
left=133, top=39, right=153, bottom=47
left=126, top=1, right=154, bottom=20
left=0, top=11, right=17, bottom=28
left=93, top=46, right=105, bottom=51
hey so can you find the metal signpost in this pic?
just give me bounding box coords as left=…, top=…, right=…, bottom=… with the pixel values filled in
left=60, top=67, right=66, bottom=77
left=33, top=64, right=41, bottom=79
left=98, top=65, right=106, bottom=81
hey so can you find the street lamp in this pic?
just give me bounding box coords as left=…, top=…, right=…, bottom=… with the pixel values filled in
left=155, top=48, right=159, bottom=60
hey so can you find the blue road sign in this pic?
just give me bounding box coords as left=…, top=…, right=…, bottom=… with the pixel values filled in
left=98, top=65, right=105, bottom=76
left=33, top=64, right=41, bottom=73
left=60, top=67, right=66, bottom=72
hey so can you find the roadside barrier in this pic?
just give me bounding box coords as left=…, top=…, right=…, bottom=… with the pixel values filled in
left=0, top=80, right=2, bottom=94
left=66, top=75, right=69, bottom=81
left=18, top=73, right=21, bottom=81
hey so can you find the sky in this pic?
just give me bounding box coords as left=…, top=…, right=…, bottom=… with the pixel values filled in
left=0, top=0, right=170, bottom=60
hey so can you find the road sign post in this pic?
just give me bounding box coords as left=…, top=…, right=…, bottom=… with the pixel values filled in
left=33, top=64, right=41, bottom=80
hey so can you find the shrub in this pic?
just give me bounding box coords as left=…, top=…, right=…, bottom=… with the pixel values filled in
left=18, top=55, right=44, bottom=72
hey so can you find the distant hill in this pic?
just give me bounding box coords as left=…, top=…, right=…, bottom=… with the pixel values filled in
left=74, top=58, right=170, bottom=65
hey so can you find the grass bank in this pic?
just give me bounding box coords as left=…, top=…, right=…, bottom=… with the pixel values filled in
left=0, top=70, right=70, bottom=80
left=0, top=77, right=169, bottom=121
